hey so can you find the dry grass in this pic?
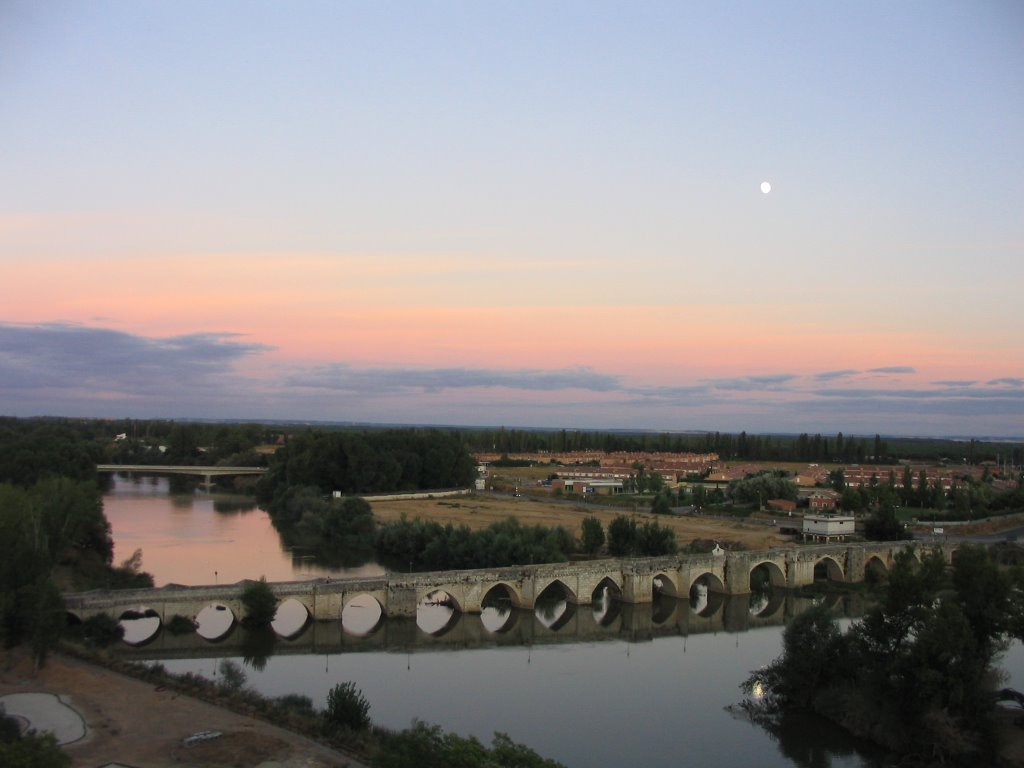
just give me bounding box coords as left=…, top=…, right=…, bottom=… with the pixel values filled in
left=369, top=493, right=793, bottom=551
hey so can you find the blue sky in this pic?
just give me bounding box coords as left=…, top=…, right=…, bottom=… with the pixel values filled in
left=1, top=2, right=1022, bottom=436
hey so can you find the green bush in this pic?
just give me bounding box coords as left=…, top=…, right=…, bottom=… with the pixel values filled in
left=324, top=681, right=371, bottom=731
left=0, top=731, right=71, bottom=767
left=165, top=614, right=197, bottom=635
left=241, top=577, right=278, bottom=627
left=65, top=613, right=123, bottom=648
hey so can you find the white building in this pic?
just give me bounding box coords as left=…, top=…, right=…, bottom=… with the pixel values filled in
left=802, top=513, right=855, bottom=543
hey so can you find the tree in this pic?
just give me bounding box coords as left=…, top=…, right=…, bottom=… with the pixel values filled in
left=636, top=521, right=677, bottom=556
left=606, top=516, right=637, bottom=556
left=916, top=470, right=930, bottom=508
left=745, top=545, right=1024, bottom=764
left=324, top=681, right=370, bottom=731
left=217, top=659, right=248, bottom=692
left=901, top=465, right=915, bottom=506
left=863, top=501, right=909, bottom=541
left=241, top=577, right=278, bottom=627
left=0, top=731, right=70, bottom=768
left=651, top=489, right=673, bottom=515
left=743, top=604, right=842, bottom=709
left=373, top=721, right=565, bottom=768
left=579, top=516, right=604, bottom=555
left=829, top=468, right=846, bottom=493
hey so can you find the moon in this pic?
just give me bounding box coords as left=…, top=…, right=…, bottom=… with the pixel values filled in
left=760, top=181, right=771, bottom=194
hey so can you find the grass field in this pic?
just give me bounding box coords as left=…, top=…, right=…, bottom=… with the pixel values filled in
left=369, top=492, right=792, bottom=551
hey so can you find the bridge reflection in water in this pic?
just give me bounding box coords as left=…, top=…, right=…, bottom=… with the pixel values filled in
left=113, top=590, right=864, bottom=661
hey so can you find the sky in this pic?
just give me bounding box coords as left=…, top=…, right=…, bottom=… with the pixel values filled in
left=2, top=1, right=1023, bottom=438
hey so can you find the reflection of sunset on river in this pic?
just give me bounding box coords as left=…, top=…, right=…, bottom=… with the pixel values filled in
left=103, top=475, right=384, bottom=586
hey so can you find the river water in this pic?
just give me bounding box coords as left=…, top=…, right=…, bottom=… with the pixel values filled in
left=101, top=475, right=1024, bottom=768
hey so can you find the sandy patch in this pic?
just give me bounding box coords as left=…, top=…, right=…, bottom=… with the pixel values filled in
left=0, top=648, right=363, bottom=768
left=0, top=691, right=87, bottom=744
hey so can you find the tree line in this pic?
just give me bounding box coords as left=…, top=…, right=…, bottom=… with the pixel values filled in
left=0, top=424, right=153, bottom=669
left=463, top=425, right=1024, bottom=465
left=256, top=429, right=477, bottom=509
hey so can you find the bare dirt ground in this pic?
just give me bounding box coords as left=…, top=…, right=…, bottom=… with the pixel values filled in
left=369, top=492, right=794, bottom=551
left=0, top=648, right=364, bottom=768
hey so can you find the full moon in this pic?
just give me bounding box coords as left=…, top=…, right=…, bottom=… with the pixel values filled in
left=760, top=181, right=772, bottom=194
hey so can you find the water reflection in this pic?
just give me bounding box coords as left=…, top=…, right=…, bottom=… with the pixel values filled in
left=103, top=474, right=382, bottom=585
left=591, top=585, right=622, bottom=627
left=117, top=591, right=869, bottom=658
left=736, top=708, right=887, bottom=768
left=239, top=626, right=277, bottom=672
left=119, top=611, right=161, bottom=645
left=651, top=592, right=679, bottom=625
left=342, top=594, right=384, bottom=636
left=534, top=582, right=575, bottom=630
left=417, top=590, right=460, bottom=635
left=213, top=497, right=258, bottom=515
left=132, top=593, right=885, bottom=768
left=481, top=589, right=517, bottom=633
left=195, top=604, right=235, bottom=641
left=271, top=598, right=311, bottom=639
left=749, top=590, right=771, bottom=616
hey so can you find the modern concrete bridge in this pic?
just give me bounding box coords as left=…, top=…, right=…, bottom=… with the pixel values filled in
left=65, top=541, right=948, bottom=631
left=97, top=464, right=267, bottom=487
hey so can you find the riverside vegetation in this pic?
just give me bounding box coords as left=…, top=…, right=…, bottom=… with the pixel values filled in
left=0, top=421, right=567, bottom=767
left=743, top=544, right=1024, bottom=766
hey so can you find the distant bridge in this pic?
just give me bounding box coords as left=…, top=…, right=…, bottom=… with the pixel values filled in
left=97, top=464, right=267, bottom=487
left=65, top=541, right=950, bottom=632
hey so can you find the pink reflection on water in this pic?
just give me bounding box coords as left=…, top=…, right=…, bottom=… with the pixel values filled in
left=103, top=475, right=385, bottom=587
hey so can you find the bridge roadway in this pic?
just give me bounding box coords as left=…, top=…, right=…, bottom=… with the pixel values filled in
left=65, top=540, right=948, bottom=627
left=97, top=464, right=267, bottom=486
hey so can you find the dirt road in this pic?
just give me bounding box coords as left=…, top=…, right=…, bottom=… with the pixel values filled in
left=0, top=648, right=363, bottom=768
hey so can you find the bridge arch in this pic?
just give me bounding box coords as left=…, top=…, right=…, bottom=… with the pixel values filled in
left=342, top=594, right=384, bottom=636
left=652, top=571, right=680, bottom=598
left=417, top=589, right=462, bottom=636
left=482, top=582, right=523, bottom=610
left=813, top=556, right=844, bottom=583
left=535, top=577, right=578, bottom=606
left=748, top=560, right=787, bottom=591
left=865, top=555, right=888, bottom=583
left=535, top=579, right=576, bottom=631
left=271, top=598, right=311, bottom=639
left=118, top=607, right=162, bottom=646
left=195, top=603, right=236, bottom=641
left=688, top=572, right=726, bottom=618
left=418, top=587, right=463, bottom=614
left=688, top=571, right=725, bottom=595
left=592, top=575, right=622, bottom=603
left=480, top=583, right=519, bottom=634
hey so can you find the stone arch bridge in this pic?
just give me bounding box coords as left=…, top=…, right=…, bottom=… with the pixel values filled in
left=65, top=541, right=950, bottom=626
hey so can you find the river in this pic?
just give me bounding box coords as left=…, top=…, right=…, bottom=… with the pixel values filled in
left=100, top=474, right=1024, bottom=768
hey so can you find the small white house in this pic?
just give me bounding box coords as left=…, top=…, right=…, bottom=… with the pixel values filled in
left=802, top=513, right=855, bottom=543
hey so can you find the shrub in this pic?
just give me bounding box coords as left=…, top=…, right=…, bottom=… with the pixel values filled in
left=165, top=614, right=197, bottom=635
left=217, top=659, right=247, bottom=692
left=324, top=682, right=371, bottom=731
left=241, top=577, right=278, bottom=627
left=66, top=613, right=123, bottom=648
left=0, top=731, right=71, bottom=767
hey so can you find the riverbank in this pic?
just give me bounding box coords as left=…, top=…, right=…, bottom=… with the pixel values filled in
left=0, top=647, right=365, bottom=768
